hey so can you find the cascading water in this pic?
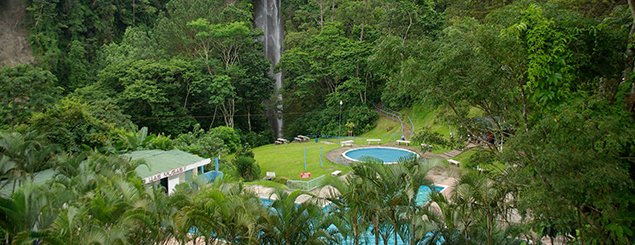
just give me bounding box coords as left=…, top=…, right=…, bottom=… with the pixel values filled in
left=254, top=0, right=284, bottom=138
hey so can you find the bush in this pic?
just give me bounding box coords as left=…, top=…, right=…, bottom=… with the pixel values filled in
left=271, top=176, right=289, bottom=185
left=209, top=126, right=241, bottom=152
left=284, top=105, right=379, bottom=136
left=237, top=129, right=274, bottom=147
left=234, top=156, right=261, bottom=181
left=30, top=98, right=114, bottom=150
left=235, top=144, right=254, bottom=159
left=205, top=158, right=232, bottom=172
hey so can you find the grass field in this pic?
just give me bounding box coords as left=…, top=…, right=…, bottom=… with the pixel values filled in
left=252, top=142, right=349, bottom=181
left=401, top=104, right=451, bottom=136
left=400, top=105, right=452, bottom=154
left=358, top=116, right=402, bottom=140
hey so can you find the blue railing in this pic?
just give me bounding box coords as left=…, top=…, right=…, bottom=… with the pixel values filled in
left=406, top=115, right=415, bottom=137
left=381, top=132, right=403, bottom=143
left=372, top=100, right=415, bottom=139
left=371, top=99, right=416, bottom=140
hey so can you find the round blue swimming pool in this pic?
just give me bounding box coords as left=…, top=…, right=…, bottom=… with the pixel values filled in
left=343, top=147, right=419, bottom=164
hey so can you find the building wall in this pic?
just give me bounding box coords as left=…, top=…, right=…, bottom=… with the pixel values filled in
left=167, top=172, right=185, bottom=194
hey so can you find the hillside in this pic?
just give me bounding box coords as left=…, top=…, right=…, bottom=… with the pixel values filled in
left=0, top=0, right=33, bottom=66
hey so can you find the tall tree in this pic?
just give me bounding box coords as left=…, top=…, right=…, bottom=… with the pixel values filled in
left=0, top=65, right=61, bottom=131
left=260, top=188, right=327, bottom=244
left=98, top=58, right=207, bottom=135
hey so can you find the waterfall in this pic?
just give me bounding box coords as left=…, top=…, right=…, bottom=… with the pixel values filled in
left=254, top=0, right=284, bottom=138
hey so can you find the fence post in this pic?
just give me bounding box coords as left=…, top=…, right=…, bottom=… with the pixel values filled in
left=320, top=148, right=323, bottom=167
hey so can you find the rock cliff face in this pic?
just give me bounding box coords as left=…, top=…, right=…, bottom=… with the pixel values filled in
left=0, top=0, right=34, bottom=67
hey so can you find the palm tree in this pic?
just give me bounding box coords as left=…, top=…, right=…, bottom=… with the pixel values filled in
left=260, top=188, right=327, bottom=244
left=323, top=174, right=372, bottom=245
left=133, top=185, right=179, bottom=245
left=0, top=131, right=58, bottom=193
left=29, top=151, right=159, bottom=245
left=351, top=157, right=438, bottom=245
left=0, top=182, right=59, bottom=244
left=0, top=155, right=16, bottom=193
left=324, top=157, right=441, bottom=245
left=428, top=170, right=525, bottom=245
left=396, top=158, right=441, bottom=245
left=454, top=171, right=508, bottom=245
left=176, top=181, right=263, bottom=245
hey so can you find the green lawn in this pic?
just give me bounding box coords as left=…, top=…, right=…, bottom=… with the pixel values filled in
left=252, top=142, right=350, bottom=181
left=247, top=179, right=288, bottom=189
left=401, top=104, right=451, bottom=136
left=358, top=116, right=403, bottom=140
left=400, top=105, right=451, bottom=154
left=451, top=149, right=477, bottom=163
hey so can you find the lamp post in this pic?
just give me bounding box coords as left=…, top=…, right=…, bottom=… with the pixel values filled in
left=339, top=100, right=342, bottom=143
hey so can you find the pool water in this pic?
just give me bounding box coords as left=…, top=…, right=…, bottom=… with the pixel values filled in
left=343, top=147, right=418, bottom=164
left=416, top=185, right=445, bottom=206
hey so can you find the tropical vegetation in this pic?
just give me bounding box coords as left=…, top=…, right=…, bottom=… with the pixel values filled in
left=1, top=0, right=635, bottom=243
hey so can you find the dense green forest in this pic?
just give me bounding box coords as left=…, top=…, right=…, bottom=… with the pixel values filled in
left=1, top=0, right=635, bottom=244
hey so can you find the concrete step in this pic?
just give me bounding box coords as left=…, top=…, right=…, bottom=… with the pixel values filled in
left=442, top=150, right=463, bottom=159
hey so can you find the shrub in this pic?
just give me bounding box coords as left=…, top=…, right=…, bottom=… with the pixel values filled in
left=235, top=144, right=254, bottom=159
left=234, top=156, right=261, bottom=181
left=271, top=176, right=289, bottom=185
left=209, top=126, right=241, bottom=152
left=237, top=129, right=274, bottom=147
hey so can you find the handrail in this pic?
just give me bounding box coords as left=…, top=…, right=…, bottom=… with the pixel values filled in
left=371, top=99, right=416, bottom=138
left=372, top=99, right=405, bottom=139
left=406, top=115, right=415, bottom=137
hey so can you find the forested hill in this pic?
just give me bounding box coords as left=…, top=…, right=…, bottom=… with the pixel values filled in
left=3, top=0, right=634, bottom=139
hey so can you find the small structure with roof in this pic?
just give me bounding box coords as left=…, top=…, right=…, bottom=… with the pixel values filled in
left=124, top=149, right=214, bottom=194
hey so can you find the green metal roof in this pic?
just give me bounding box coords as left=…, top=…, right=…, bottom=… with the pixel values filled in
left=123, top=149, right=206, bottom=179
left=0, top=168, right=55, bottom=196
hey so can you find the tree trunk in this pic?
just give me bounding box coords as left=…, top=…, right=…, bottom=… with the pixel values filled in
left=577, top=206, right=586, bottom=245
left=209, top=106, right=218, bottom=131
left=314, top=0, right=324, bottom=31
left=321, top=2, right=324, bottom=31
left=487, top=214, right=492, bottom=245
left=625, top=0, right=635, bottom=119
left=403, top=12, right=412, bottom=44
left=331, top=0, right=335, bottom=21
left=360, top=0, right=368, bottom=41
left=373, top=213, right=379, bottom=245
left=184, top=81, right=191, bottom=109
left=393, top=208, right=398, bottom=245
left=353, top=219, right=359, bottom=245
left=247, top=106, right=252, bottom=131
